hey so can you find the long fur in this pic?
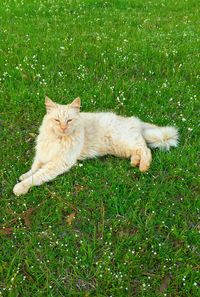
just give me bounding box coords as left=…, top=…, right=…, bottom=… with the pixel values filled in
left=13, top=97, right=179, bottom=196
left=142, top=122, right=178, bottom=150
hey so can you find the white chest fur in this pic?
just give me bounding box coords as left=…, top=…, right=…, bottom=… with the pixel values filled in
left=36, top=130, right=84, bottom=165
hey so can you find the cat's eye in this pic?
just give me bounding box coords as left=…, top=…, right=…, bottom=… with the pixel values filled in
left=67, top=119, right=73, bottom=123
left=55, top=119, right=60, bottom=122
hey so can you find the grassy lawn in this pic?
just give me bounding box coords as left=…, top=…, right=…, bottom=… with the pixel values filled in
left=0, top=0, right=199, bottom=296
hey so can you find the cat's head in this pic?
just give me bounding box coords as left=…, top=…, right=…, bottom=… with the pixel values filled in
left=44, top=96, right=81, bottom=136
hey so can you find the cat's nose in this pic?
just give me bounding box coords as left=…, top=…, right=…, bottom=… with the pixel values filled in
left=60, top=124, right=67, bottom=131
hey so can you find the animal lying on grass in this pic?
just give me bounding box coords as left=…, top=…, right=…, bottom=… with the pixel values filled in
left=13, top=97, right=178, bottom=196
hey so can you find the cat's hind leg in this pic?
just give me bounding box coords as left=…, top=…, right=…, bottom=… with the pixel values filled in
left=130, top=149, right=141, bottom=167
left=131, top=145, right=152, bottom=172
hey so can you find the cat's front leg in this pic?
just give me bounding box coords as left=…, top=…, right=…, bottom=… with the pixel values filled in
left=19, top=160, right=42, bottom=181
left=13, top=160, right=75, bottom=196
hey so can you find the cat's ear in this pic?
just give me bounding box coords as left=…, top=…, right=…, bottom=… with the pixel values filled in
left=70, top=97, right=81, bottom=110
left=45, top=96, right=57, bottom=113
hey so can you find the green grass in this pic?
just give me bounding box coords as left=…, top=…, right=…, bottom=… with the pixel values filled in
left=0, top=0, right=199, bottom=296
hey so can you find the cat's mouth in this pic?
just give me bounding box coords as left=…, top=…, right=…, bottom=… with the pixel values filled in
left=53, top=128, right=68, bottom=136
left=59, top=130, right=68, bottom=135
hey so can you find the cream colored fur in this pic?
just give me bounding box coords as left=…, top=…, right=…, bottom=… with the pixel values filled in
left=13, top=97, right=179, bottom=196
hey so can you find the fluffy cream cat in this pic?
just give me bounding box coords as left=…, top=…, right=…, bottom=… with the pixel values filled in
left=13, top=96, right=178, bottom=196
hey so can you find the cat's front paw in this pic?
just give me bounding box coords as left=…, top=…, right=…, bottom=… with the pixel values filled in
left=19, top=173, right=28, bottom=181
left=19, top=170, right=32, bottom=181
left=13, top=182, right=30, bottom=196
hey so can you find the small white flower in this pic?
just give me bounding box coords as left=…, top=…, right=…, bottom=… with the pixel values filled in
left=193, top=282, right=197, bottom=286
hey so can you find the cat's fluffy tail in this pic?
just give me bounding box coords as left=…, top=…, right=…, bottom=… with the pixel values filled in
left=142, top=122, right=179, bottom=150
